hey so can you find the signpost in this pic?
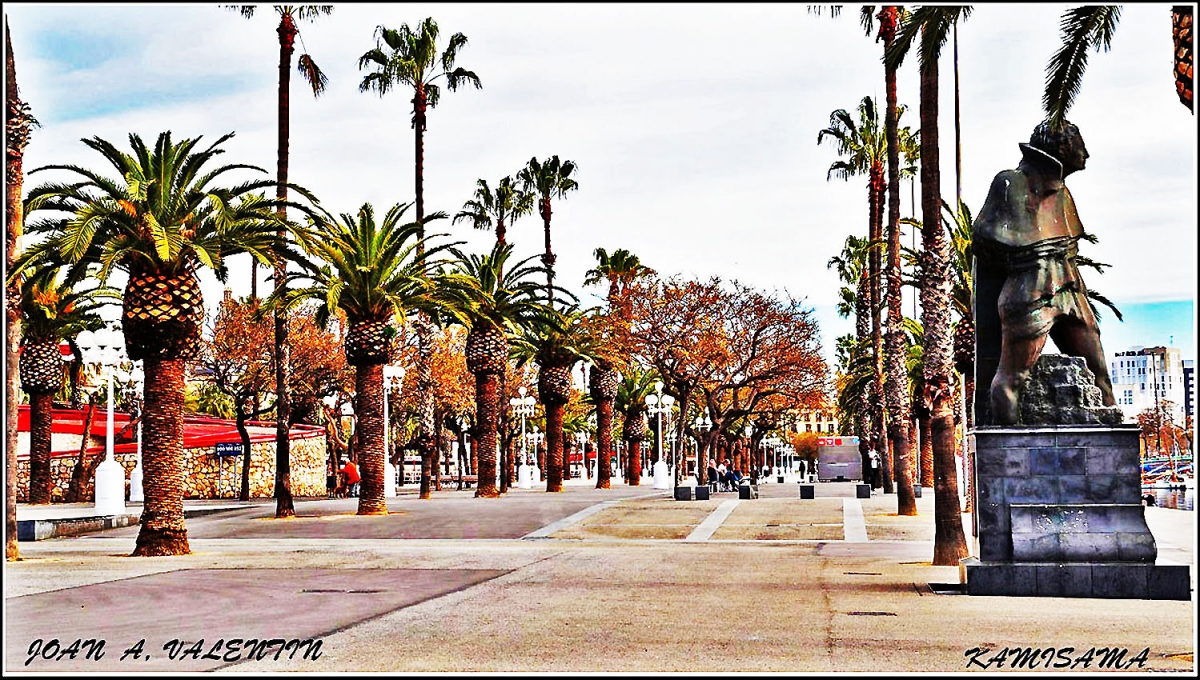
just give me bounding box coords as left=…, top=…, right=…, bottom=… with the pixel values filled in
left=215, top=442, right=241, bottom=498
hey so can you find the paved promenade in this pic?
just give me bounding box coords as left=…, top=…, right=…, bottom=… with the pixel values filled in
left=4, top=479, right=1195, bottom=673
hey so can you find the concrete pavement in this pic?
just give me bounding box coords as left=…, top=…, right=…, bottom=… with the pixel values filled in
left=4, top=480, right=1195, bottom=673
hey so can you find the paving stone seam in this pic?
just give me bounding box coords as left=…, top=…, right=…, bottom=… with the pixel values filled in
left=521, top=500, right=622, bottom=539
left=684, top=499, right=741, bottom=541
left=842, top=498, right=869, bottom=542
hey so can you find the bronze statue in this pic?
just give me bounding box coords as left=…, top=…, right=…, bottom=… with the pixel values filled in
left=971, top=121, right=1116, bottom=425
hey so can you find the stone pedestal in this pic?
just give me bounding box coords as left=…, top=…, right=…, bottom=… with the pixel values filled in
left=961, top=426, right=1190, bottom=599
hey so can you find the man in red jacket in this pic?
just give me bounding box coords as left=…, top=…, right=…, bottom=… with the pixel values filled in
left=341, top=458, right=361, bottom=498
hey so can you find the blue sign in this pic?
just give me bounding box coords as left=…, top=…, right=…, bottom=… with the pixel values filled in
left=215, top=442, right=242, bottom=457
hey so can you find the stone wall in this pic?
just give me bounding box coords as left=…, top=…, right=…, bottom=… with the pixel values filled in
left=16, top=436, right=326, bottom=502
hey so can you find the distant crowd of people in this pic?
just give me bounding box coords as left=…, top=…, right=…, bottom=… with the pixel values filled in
left=706, top=460, right=769, bottom=491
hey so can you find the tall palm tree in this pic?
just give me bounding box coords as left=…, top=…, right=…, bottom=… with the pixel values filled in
left=583, top=247, right=654, bottom=489
left=512, top=305, right=597, bottom=492
left=818, top=95, right=889, bottom=492
left=519, top=155, right=579, bottom=307
left=1045, top=6, right=1193, bottom=128
left=232, top=4, right=331, bottom=519
left=615, top=366, right=658, bottom=486
left=16, top=131, right=302, bottom=555
left=886, top=4, right=973, bottom=566
left=359, top=16, right=482, bottom=495
left=441, top=243, right=550, bottom=497
left=6, top=18, right=37, bottom=561
left=270, top=202, right=449, bottom=513
left=865, top=5, right=921, bottom=514
left=18, top=264, right=115, bottom=503
left=454, top=176, right=534, bottom=491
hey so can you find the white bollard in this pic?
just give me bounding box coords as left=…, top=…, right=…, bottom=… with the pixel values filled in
left=385, top=460, right=397, bottom=498
left=517, top=464, right=531, bottom=488
left=93, top=458, right=126, bottom=516
left=129, top=463, right=144, bottom=503
left=652, top=460, right=670, bottom=489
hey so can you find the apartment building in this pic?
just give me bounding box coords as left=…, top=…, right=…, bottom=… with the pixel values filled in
left=1109, top=346, right=1187, bottom=424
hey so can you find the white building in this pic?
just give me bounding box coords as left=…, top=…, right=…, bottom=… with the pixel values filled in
left=1108, top=346, right=1187, bottom=425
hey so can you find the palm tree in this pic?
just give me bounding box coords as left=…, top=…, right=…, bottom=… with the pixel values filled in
left=271, top=202, right=449, bottom=513
left=512, top=305, right=597, bottom=493
left=441, top=243, right=550, bottom=497
left=6, top=18, right=37, bottom=561
left=886, top=5, right=973, bottom=566
left=583, top=247, right=654, bottom=489
left=818, top=95, right=889, bottom=493
left=358, top=16, right=481, bottom=496
left=232, top=4, right=331, bottom=519
left=1045, top=6, right=1193, bottom=128
left=15, top=131, right=302, bottom=555
left=827, top=233, right=885, bottom=489
left=18, top=264, right=115, bottom=503
left=864, top=5, right=921, bottom=514
left=615, top=366, right=658, bottom=486
left=453, top=176, right=534, bottom=248
left=454, top=176, right=534, bottom=491
left=519, top=155, right=579, bottom=307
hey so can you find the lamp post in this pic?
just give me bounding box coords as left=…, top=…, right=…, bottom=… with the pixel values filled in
left=574, top=430, right=588, bottom=482
left=383, top=364, right=404, bottom=498
left=693, top=414, right=712, bottom=484
left=645, top=380, right=675, bottom=489
left=510, top=387, right=537, bottom=488
left=76, top=325, right=128, bottom=515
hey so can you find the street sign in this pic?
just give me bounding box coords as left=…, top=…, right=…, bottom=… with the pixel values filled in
left=215, top=442, right=242, bottom=457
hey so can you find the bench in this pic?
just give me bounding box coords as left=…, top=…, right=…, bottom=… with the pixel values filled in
left=436, top=475, right=478, bottom=490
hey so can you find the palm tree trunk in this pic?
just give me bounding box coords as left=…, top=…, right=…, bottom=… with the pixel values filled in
left=541, top=198, right=555, bottom=307
left=27, top=392, right=54, bottom=504
left=545, top=402, right=564, bottom=492
left=595, top=398, right=613, bottom=489
left=883, top=8, right=915, bottom=515
left=354, top=363, right=387, bottom=515
left=6, top=19, right=25, bottom=562
left=918, top=37, right=969, bottom=566
left=920, top=409, right=934, bottom=487
left=474, top=371, right=500, bottom=498
left=962, top=371, right=975, bottom=512
left=869, top=165, right=888, bottom=494
left=417, top=323, right=435, bottom=501
left=498, top=366, right=509, bottom=494
left=133, top=358, right=191, bottom=556
left=273, top=12, right=297, bottom=519
left=627, top=439, right=642, bottom=485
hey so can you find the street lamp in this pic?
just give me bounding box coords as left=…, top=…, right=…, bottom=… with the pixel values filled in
left=645, top=380, right=675, bottom=489
left=383, top=364, right=405, bottom=498
left=76, top=325, right=127, bottom=515
left=510, top=386, right=537, bottom=488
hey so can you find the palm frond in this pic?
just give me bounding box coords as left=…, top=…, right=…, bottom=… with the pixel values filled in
left=1044, top=6, right=1121, bottom=130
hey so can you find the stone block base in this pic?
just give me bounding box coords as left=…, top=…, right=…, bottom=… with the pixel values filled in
left=856, top=483, right=871, bottom=499
left=674, top=486, right=693, bottom=501
left=960, top=557, right=1191, bottom=600
left=799, top=484, right=815, bottom=499
left=694, top=486, right=710, bottom=501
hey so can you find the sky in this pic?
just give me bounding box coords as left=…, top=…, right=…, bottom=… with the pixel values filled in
left=4, top=3, right=1197, bottom=370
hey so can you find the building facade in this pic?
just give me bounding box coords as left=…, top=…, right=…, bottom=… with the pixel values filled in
left=1183, top=359, right=1194, bottom=424
left=1108, top=346, right=1187, bottom=425
left=796, top=409, right=839, bottom=435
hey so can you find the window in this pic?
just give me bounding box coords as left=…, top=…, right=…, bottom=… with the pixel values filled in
left=805, top=424, right=812, bottom=433
left=827, top=424, right=835, bottom=433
